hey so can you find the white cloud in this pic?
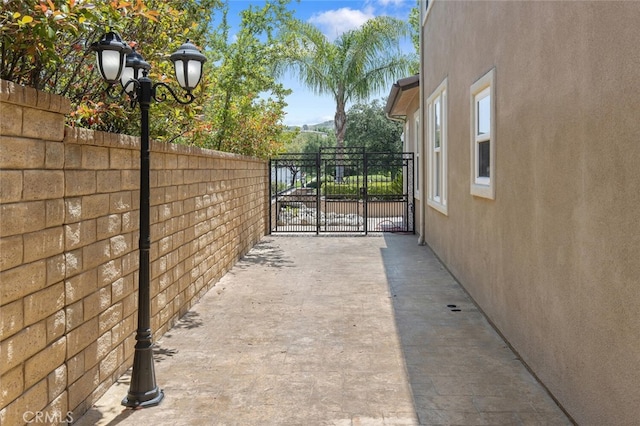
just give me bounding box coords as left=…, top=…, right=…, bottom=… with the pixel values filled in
left=376, top=0, right=405, bottom=7
left=308, top=7, right=375, bottom=40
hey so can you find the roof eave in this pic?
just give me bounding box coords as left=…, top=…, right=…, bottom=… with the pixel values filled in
left=384, top=74, right=420, bottom=121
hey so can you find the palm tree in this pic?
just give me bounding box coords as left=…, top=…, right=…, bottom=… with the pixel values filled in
left=281, top=16, right=413, bottom=181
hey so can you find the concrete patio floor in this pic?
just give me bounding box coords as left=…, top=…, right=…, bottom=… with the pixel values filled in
left=75, top=234, right=572, bottom=425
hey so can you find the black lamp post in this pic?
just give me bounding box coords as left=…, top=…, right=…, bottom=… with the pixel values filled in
left=90, top=32, right=206, bottom=409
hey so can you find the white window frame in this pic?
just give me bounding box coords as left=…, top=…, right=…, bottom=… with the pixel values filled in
left=413, top=111, right=421, bottom=198
left=426, top=78, right=448, bottom=215
left=470, top=68, right=496, bottom=200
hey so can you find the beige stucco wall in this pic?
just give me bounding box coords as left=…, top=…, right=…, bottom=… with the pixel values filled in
left=420, top=2, right=640, bottom=424
left=0, top=80, right=268, bottom=424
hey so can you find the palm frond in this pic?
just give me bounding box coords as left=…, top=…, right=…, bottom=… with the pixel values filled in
left=279, top=15, right=412, bottom=145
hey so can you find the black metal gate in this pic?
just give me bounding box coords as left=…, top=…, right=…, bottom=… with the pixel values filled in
left=270, top=148, right=414, bottom=235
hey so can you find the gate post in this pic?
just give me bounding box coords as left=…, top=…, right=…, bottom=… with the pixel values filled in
left=316, top=150, right=321, bottom=235
left=363, top=150, right=368, bottom=235
left=268, top=159, right=273, bottom=235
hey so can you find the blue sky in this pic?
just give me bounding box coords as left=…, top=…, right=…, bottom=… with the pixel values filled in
left=223, top=0, right=416, bottom=126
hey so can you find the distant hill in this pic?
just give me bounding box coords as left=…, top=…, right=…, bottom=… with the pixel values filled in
left=288, top=120, right=335, bottom=132
left=308, top=120, right=334, bottom=130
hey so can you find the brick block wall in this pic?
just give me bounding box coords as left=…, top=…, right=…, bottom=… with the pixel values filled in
left=0, top=80, right=268, bottom=424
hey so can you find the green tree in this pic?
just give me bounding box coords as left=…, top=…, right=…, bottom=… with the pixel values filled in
left=286, top=129, right=335, bottom=154
left=195, top=0, right=294, bottom=158
left=280, top=16, right=413, bottom=179
left=1, top=0, right=295, bottom=157
left=344, top=99, right=403, bottom=153
left=408, top=0, right=420, bottom=74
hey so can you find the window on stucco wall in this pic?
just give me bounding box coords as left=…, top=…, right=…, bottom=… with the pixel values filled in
left=470, top=68, right=496, bottom=200
left=427, top=78, right=448, bottom=215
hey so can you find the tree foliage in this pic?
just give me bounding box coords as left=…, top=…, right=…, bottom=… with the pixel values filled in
left=285, top=129, right=335, bottom=154
left=193, top=0, right=294, bottom=158
left=2, top=0, right=295, bottom=158
left=344, top=99, right=403, bottom=153
left=408, top=0, right=420, bottom=74
left=1, top=0, right=218, bottom=138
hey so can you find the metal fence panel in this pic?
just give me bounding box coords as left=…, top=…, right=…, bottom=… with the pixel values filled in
left=270, top=149, right=414, bottom=235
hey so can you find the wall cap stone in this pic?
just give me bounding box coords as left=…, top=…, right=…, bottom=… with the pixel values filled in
left=152, top=139, right=264, bottom=163
left=64, top=126, right=266, bottom=165
left=1, top=79, right=71, bottom=115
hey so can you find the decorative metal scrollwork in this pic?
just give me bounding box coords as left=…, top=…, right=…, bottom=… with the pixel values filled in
left=103, top=79, right=195, bottom=109
left=152, top=82, right=195, bottom=105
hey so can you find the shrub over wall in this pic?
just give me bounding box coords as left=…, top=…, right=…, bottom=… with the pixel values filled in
left=323, top=178, right=404, bottom=200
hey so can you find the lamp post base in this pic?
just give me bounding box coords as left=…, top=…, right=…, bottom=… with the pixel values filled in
left=122, top=387, right=164, bottom=408
left=121, top=338, right=164, bottom=409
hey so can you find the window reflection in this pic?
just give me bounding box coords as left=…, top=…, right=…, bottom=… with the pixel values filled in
left=477, top=93, right=490, bottom=136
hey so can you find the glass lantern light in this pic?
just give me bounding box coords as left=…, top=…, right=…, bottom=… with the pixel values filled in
left=90, top=32, right=131, bottom=84
left=169, top=39, right=207, bottom=92
left=120, top=47, right=151, bottom=95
